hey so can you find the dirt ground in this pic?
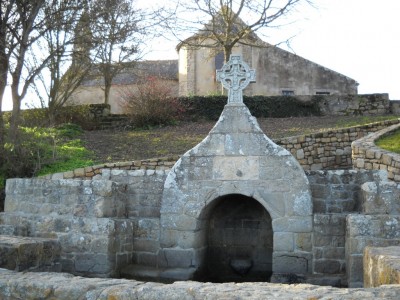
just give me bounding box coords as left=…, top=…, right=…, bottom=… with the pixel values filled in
left=81, top=115, right=392, bottom=163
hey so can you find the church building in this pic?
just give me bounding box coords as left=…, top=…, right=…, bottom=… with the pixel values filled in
left=69, top=25, right=358, bottom=114
left=177, top=38, right=358, bottom=98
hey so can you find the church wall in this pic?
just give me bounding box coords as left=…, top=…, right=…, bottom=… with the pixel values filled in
left=194, top=49, right=218, bottom=94
left=70, top=79, right=179, bottom=115
left=178, top=44, right=358, bottom=97
left=178, top=48, right=190, bottom=96
left=252, top=46, right=358, bottom=96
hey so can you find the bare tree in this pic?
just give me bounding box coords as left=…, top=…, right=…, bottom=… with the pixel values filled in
left=4, top=0, right=51, bottom=139
left=0, top=1, right=15, bottom=148
left=173, top=0, right=313, bottom=62
left=90, top=0, right=144, bottom=105
left=34, top=0, right=92, bottom=125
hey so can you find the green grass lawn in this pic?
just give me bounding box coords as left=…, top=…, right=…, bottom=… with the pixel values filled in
left=376, top=129, right=400, bottom=154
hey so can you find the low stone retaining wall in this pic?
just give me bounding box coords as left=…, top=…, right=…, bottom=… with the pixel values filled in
left=317, top=93, right=390, bottom=116
left=42, top=120, right=400, bottom=180
left=41, top=156, right=179, bottom=180
left=364, top=246, right=400, bottom=287
left=275, top=119, right=400, bottom=171
left=0, top=269, right=399, bottom=300
left=390, top=100, right=400, bottom=114
left=352, top=123, right=400, bottom=181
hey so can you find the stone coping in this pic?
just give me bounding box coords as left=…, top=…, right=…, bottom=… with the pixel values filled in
left=0, top=269, right=400, bottom=299
left=352, top=123, right=400, bottom=181
left=40, top=156, right=179, bottom=180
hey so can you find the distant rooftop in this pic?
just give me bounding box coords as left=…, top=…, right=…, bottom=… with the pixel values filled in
left=81, top=60, right=178, bottom=87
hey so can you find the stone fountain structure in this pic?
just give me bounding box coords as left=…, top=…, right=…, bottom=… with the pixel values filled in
left=1, top=56, right=400, bottom=291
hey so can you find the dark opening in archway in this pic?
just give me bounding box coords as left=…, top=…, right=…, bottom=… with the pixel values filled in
left=202, top=194, right=273, bottom=282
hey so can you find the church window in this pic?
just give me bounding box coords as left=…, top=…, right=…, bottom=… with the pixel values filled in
left=282, top=90, right=295, bottom=95
left=215, top=52, right=224, bottom=70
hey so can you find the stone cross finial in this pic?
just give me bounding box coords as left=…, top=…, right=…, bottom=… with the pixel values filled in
left=216, top=55, right=256, bottom=104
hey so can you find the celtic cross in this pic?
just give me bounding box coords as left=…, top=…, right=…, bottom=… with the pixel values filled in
left=216, top=55, right=256, bottom=104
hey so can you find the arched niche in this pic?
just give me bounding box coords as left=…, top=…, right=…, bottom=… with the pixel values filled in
left=202, top=194, right=273, bottom=282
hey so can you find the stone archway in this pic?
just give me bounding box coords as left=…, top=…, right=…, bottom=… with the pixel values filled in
left=204, top=194, right=273, bottom=282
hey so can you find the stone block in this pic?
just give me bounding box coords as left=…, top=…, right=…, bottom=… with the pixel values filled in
left=136, top=252, right=158, bottom=267
left=361, top=181, right=400, bottom=215
left=274, top=232, right=294, bottom=252
left=177, top=230, right=206, bottom=249
left=364, top=246, right=400, bottom=287
left=272, top=217, right=312, bottom=233
left=162, top=248, right=196, bottom=268
left=347, top=254, right=363, bottom=287
left=74, top=253, right=112, bottom=275
left=311, top=185, right=330, bottom=198
left=314, top=259, right=343, bottom=274
left=273, top=252, right=311, bottom=274
left=295, top=233, right=312, bottom=252
left=0, top=235, right=60, bottom=272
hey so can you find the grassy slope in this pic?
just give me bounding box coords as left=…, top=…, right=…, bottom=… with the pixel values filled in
left=82, top=115, right=399, bottom=164
left=376, top=129, right=400, bottom=154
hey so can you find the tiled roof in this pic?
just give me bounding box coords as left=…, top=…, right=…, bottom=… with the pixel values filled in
left=81, top=60, right=178, bottom=86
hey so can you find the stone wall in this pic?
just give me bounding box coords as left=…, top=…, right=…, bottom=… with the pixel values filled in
left=41, top=156, right=178, bottom=180
left=0, top=179, right=134, bottom=278
left=101, top=169, right=168, bottom=269
left=390, top=100, right=400, bottom=114
left=346, top=181, right=400, bottom=287
left=346, top=215, right=400, bottom=287
left=316, top=94, right=390, bottom=116
left=276, top=119, right=400, bottom=171
left=352, top=123, right=400, bottom=181
left=306, top=170, right=387, bottom=286
left=1, top=165, right=396, bottom=285
left=364, top=246, right=400, bottom=287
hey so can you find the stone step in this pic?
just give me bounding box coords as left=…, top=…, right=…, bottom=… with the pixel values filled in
left=120, top=264, right=196, bottom=283
left=305, top=275, right=346, bottom=287
left=0, top=235, right=61, bottom=272
left=0, top=224, right=28, bottom=236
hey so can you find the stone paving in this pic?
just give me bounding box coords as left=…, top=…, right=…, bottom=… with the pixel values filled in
left=1, top=269, right=400, bottom=300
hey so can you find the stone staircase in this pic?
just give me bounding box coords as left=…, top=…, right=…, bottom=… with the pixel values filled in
left=96, top=114, right=131, bottom=130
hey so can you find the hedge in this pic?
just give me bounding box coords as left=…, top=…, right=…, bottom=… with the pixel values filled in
left=178, top=95, right=323, bottom=120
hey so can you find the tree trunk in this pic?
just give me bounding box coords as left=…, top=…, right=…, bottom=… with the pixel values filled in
left=224, top=46, right=233, bottom=62
left=104, top=73, right=112, bottom=105
left=9, top=84, right=21, bottom=147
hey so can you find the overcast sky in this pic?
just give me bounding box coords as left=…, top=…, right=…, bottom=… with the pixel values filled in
left=142, top=0, right=400, bottom=100
left=2, top=0, right=400, bottom=111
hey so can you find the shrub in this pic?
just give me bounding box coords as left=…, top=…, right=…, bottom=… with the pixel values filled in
left=119, top=77, right=184, bottom=127
left=1, top=124, right=92, bottom=179
left=2, top=126, right=57, bottom=178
